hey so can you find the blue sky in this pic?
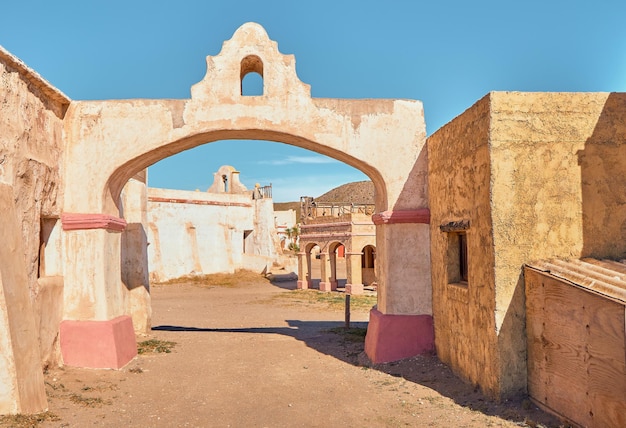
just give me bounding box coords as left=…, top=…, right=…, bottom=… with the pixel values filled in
left=2, top=1, right=625, bottom=201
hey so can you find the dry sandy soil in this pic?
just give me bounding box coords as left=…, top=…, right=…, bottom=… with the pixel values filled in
left=2, top=273, right=564, bottom=428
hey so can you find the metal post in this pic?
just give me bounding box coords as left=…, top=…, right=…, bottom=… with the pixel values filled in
left=345, top=294, right=351, bottom=328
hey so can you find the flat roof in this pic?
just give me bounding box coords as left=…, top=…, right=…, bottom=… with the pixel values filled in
left=526, top=258, right=626, bottom=305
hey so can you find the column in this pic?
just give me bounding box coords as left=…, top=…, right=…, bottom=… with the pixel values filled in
left=319, top=251, right=336, bottom=291
left=329, top=251, right=338, bottom=289
left=345, top=252, right=364, bottom=295
left=60, top=213, right=137, bottom=369
left=364, top=209, right=433, bottom=363
left=296, top=251, right=310, bottom=289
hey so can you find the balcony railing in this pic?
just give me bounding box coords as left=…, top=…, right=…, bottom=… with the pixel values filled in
left=300, top=196, right=375, bottom=223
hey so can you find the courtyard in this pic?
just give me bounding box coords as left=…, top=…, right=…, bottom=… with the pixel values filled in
left=2, top=272, right=562, bottom=428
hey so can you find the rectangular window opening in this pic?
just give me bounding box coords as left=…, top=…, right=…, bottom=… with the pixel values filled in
left=243, top=229, right=253, bottom=254
left=39, top=217, right=61, bottom=278
left=443, top=225, right=469, bottom=287
left=459, top=232, right=468, bottom=283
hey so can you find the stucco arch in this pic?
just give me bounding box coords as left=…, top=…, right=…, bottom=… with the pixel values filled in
left=60, top=22, right=433, bottom=369
left=64, top=22, right=427, bottom=218
left=105, top=130, right=388, bottom=216
left=304, top=242, right=319, bottom=254
left=328, top=241, right=344, bottom=252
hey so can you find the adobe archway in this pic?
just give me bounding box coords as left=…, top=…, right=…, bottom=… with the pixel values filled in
left=60, top=22, right=432, bottom=368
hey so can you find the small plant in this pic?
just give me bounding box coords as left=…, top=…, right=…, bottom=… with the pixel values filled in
left=0, top=411, right=59, bottom=427
left=285, top=226, right=300, bottom=252
left=271, top=290, right=377, bottom=311
left=327, top=326, right=368, bottom=342
left=74, top=382, right=117, bottom=393
left=69, top=393, right=111, bottom=408
left=137, top=339, right=177, bottom=354
left=45, top=381, right=66, bottom=392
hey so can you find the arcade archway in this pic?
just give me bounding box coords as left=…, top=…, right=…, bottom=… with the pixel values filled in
left=60, top=22, right=432, bottom=369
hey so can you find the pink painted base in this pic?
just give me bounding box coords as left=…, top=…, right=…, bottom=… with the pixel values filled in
left=319, top=281, right=336, bottom=292
left=60, top=315, right=137, bottom=369
left=345, top=283, right=364, bottom=295
left=297, top=280, right=309, bottom=290
left=364, top=308, right=434, bottom=363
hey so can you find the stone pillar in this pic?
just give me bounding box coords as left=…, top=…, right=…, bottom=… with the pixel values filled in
left=319, top=251, right=336, bottom=291
left=364, top=209, right=433, bottom=363
left=296, top=251, right=309, bottom=289
left=345, top=252, right=364, bottom=295
left=60, top=214, right=137, bottom=369
left=329, top=251, right=338, bottom=289
left=120, top=171, right=151, bottom=335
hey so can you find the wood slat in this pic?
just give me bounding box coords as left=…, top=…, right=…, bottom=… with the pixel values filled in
left=525, top=268, right=626, bottom=428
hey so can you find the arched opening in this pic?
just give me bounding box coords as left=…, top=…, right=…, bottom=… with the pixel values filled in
left=145, top=140, right=371, bottom=203
left=328, top=241, right=347, bottom=290
left=102, top=131, right=387, bottom=352
left=112, top=135, right=382, bottom=329
left=361, top=245, right=376, bottom=286
left=240, top=55, right=264, bottom=96
left=304, top=242, right=320, bottom=289
left=137, top=138, right=373, bottom=285
left=241, top=72, right=263, bottom=96
left=56, top=21, right=431, bottom=380
left=105, top=131, right=387, bottom=216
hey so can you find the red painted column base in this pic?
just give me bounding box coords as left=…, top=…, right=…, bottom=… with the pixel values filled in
left=345, top=283, right=364, bottom=295
left=364, top=308, right=434, bottom=363
left=319, top=281, right=336, bottom=292
left=60, top=315, right=137, bottom=369
left=297, top=280, right=309, bottom=290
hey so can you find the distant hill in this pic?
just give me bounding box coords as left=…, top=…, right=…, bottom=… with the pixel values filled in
left=315, top=181, right=374, bottom=205
left=274, top=180, right=375, bottom=223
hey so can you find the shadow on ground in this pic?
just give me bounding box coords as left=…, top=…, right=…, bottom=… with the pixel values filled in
left=267, top=277, right=348, bottom=291
left=153, top=320, right=562, bottom=427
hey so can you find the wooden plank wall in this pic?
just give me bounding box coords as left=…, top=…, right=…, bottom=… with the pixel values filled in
left=525, top=268, right=626, bottom=428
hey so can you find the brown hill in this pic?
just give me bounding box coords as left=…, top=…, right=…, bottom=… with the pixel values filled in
left=315, top=181, right=374, bottom=204
left=274, top=181, right=374, bottom=223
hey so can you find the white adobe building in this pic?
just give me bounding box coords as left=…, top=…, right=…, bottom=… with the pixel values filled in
left=146, top=165, right=283, bottom=282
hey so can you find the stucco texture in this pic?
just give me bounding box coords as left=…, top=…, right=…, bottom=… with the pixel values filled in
left=428, top=91, right=626, bottom=400
left=147, top=187, right=281, bottom=281
left=428, top=95, right=498, bottom=396
left=0, top=48, right=68, bottom=413
left=61, top=23, right=430, bottom=321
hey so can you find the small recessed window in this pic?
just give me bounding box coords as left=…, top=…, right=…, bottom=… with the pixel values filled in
left=240, top=55, right=264, bottom=96
left=441, top=220, right=470, bottom=286
left=243, top=230, right=253, bottom=254
left=458, top=232, right=468, bottom=282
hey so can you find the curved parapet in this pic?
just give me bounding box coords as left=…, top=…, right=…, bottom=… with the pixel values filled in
left=190, top=22, right=311, bottom=103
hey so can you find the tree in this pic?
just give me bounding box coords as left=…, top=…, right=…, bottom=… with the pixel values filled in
left=286, top=225, right=300, bottom=252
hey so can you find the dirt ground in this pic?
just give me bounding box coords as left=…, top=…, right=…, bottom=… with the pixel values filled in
left=3, top=273, right=564, bottom=428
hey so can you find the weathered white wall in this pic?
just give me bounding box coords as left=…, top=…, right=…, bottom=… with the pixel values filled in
left=147, top=187, right=280, bottom=281
left=274, top=209, right=296, bottom=230
left=0, top=46, right=69, bottom=413
left=274, top=209, right=297, bottom=250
